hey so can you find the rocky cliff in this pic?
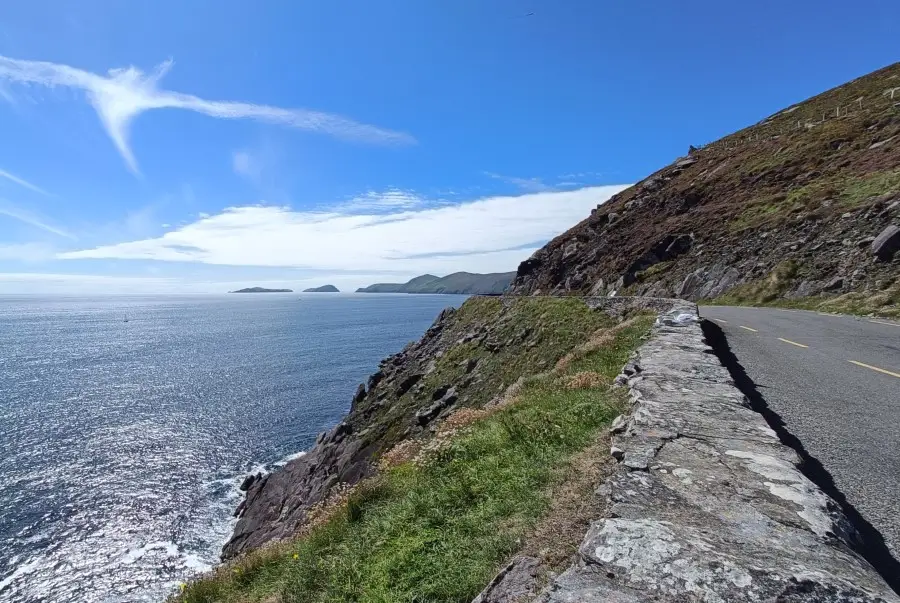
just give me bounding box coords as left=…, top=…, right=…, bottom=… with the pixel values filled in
left=509, top=62, right=900, bottom=305
left=222, top=296, right=628, bottom=559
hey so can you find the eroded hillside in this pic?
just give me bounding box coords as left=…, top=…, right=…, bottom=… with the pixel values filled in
left=510, top=62, right=900, bottom=315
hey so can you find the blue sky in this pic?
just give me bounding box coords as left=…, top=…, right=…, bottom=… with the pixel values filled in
left=0, top=0, right=897, bottom=293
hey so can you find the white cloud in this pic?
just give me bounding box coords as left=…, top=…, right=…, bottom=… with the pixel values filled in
left=0, top=202, right=75, bottom=239
left=0, top=168, right=51, bottom=196
left=0, top=242, right=55, bottom=262
left=0, top=55, right=415, bottom=174
left=57, top=185, right=628, bottom=273
left=333, top=189, right=429, bottom=213
left=483, top=171, right=550, bottom=192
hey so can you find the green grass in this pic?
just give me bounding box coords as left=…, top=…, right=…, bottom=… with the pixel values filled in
left=348, top=297, right=619, bottom=462
left=176, top=315, right=655, bottom=603
left=712, top=260, right=800, bottom=304
left=416, top=297, right=618, bottom=411
left=730, top=168, right=900, bottom=231
left=709, top=270, right=900, bottom=319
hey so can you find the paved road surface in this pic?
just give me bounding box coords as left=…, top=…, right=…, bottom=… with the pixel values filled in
left=699, top=305, right=900, bottom=562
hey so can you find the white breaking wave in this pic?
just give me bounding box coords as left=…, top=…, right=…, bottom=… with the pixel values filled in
left=121, top=541, right=180, bottom=564
left=271, top=450, right=306, bottom=468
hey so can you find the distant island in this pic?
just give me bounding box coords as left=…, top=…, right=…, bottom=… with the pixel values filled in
left=230, top=287, right=293, bottom=293
left=303, top=285, right=340, bottom=293
left=356, top=272, right=515, bottom=295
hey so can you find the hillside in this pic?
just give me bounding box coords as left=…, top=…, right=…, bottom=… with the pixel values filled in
left=176, top=297, right=656, bottom=603
left=510, top=62, right=900, bottom=316
left=302, top=285, right=340, bottom=292
left=356, top=271, right=515, bottom=295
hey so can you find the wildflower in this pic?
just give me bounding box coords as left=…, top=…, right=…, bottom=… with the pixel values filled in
left=293, top=553, right=299, bottom=559
left=179, top=583, right=186, bottom=591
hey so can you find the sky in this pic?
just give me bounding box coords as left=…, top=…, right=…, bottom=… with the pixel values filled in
left=0, top=1, right=897, bottom=293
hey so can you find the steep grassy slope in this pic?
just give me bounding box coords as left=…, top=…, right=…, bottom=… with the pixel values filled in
left=510, top=62, right=900, bottom=314
left=222, top=297, right=646, bottom=560
left=176, top=299, right=654, bottom=602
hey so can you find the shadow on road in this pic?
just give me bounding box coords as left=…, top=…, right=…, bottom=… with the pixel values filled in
left=702, top=319, right=900, bottom=595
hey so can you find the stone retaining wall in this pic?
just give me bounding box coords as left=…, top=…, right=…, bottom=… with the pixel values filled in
left=482, top=301, right=899, bottom=602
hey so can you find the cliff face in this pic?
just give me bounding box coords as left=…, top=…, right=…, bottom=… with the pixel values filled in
left=223, top=296, right=619, bottom=559
left=510, top=63, right=900, bottom=303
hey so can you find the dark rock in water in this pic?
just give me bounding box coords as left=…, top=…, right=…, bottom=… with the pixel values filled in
left=239, top=473, right=259, bottom=492
left=472, top=556, right=547, bottom=603
left=367, top=370, right=384, bottom=391
left=872, top=225, right=900, bottom=260
left=233, top=500, right=246, bottom=518
left=352, top=383, right=366, bottom=407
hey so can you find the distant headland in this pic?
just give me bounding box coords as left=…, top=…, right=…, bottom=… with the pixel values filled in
left=356, top=272, right=515, bottom=295
left=302, top=285, right=340, bottom=293
left=229, top=287, right=294, bottom=293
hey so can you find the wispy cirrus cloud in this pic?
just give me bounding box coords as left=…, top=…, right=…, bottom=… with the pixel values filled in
left=483, top=171, right=551, bottom=193
left=0, top=202, right=75, bottom=239
left=0, top=168, right=51, bottom=196
left=332, top=189, right=432, bottom=213
left=0, top=55, right=415, bottom=175
left=57, top=185, right=629, bottom=273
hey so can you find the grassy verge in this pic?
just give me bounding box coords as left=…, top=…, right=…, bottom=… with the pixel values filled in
left=708, top=269, right=900, bottom=319
left=176, top=314, right=655, bottom=603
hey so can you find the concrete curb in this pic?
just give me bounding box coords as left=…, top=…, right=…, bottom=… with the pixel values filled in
left=534, top=301, right=899, bottom=602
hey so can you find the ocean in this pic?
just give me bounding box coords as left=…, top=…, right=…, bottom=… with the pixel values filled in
left=0, top=293, right=466, bottom=603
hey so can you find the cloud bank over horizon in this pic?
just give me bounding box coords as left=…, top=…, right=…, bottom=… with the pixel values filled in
left=56, top=185, right=627, bottom=278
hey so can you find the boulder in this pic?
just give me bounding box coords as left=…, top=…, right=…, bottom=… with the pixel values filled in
left=471, top=556, right=547, bottom=603
left=871, top=224, right=900, bottom=260
left=678, top=269, right=705, bottom=300
left=415, top=387, right=458, bottom=425
left=396, top=373, right=423, bottom=397
left=823, top=276, right=844, bottom=291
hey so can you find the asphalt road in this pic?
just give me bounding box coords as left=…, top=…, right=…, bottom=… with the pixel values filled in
left=699, top=305, right=900, bottom=562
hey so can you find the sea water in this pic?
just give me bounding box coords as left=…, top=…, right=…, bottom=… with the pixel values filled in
left=0, top=293, right=465, bottom=603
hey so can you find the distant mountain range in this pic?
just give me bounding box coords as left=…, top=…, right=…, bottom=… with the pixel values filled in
left=230, top=287, right=293, bottom=293
left=303, top=285, right=340, bottom=293
left=356, top=272, right=515, bottom=295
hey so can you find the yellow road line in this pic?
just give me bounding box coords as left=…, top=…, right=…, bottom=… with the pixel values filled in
left=848, top=360, right=900, bottom=379
left=712, top=318, right=728, bottom=324
left=739, top=325, right=758, bottom=332
left=778, top=337, right=808, bottom=348
left=869, top=319, right=900, bottom=328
